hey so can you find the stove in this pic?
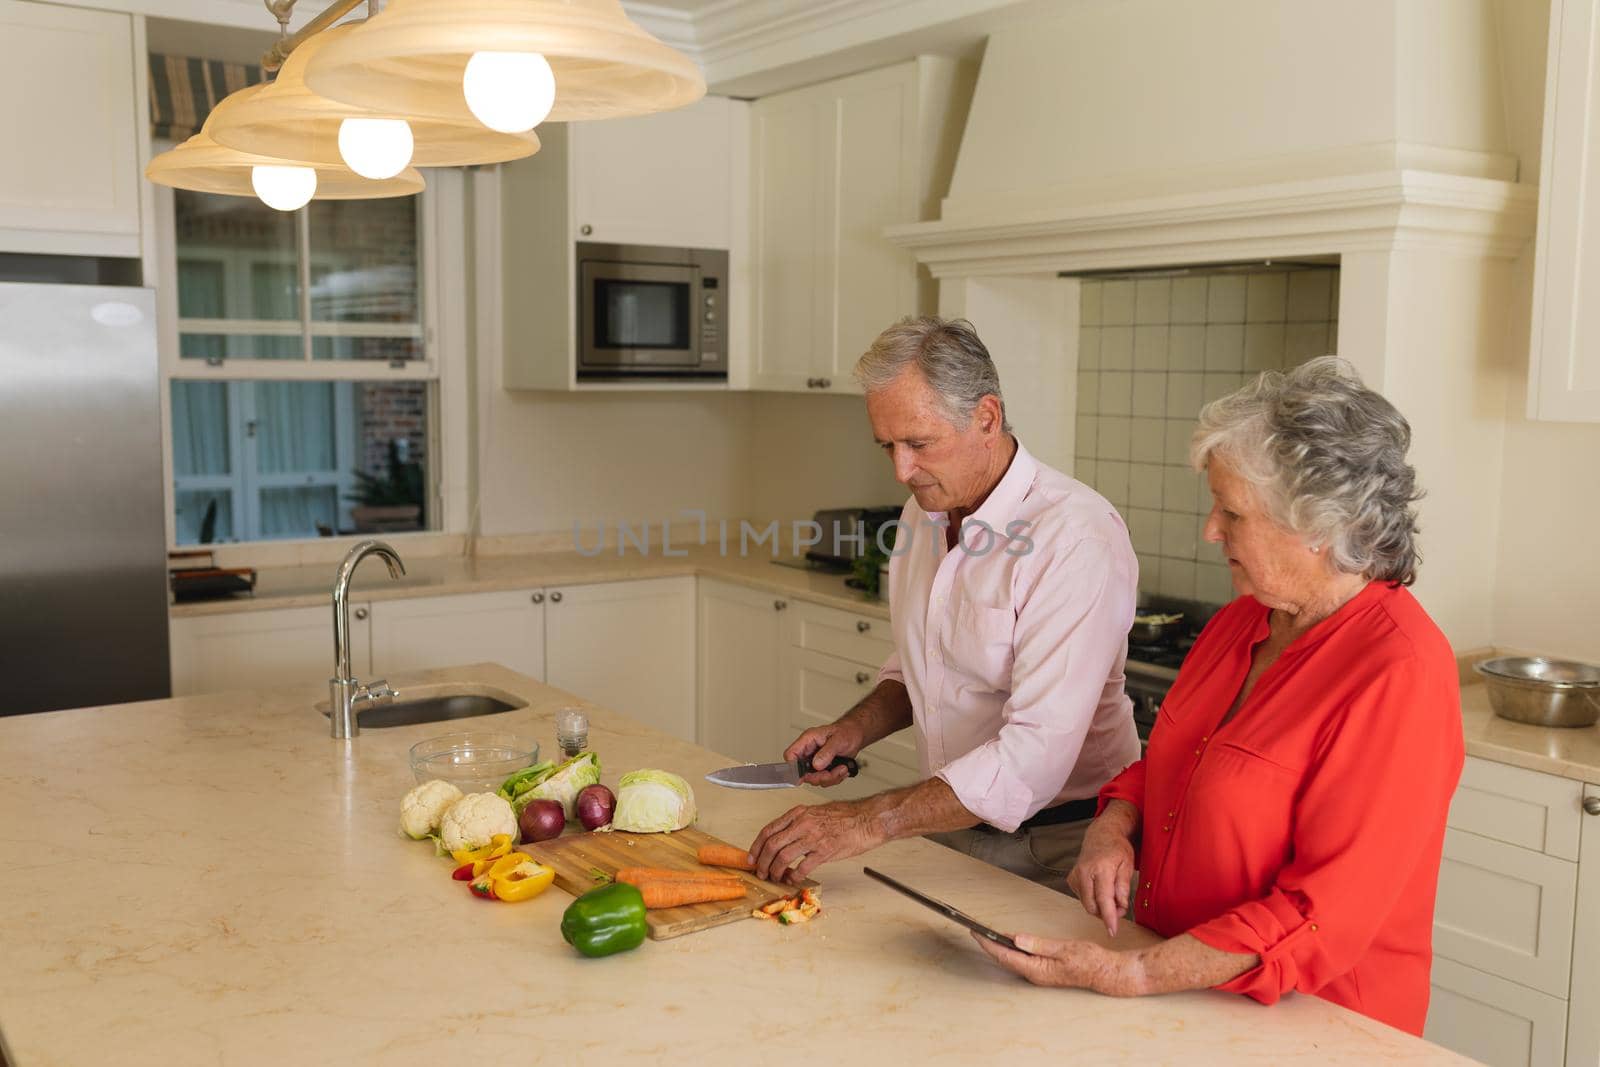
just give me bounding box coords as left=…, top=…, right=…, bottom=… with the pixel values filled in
left=1123, top=595, right=1222, bottom=745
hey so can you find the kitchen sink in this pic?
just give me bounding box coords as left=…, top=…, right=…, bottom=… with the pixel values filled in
left=317, top=690, right=527, bottom=729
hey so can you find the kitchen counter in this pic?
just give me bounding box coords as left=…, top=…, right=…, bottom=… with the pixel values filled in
left=0, top=663, right=1466, bottom=1066
left=169, top=545, right=893, bottom=622
left=172, top=547, right=1600, bottom=785
left=1461, top=680, right=1600, bottom=784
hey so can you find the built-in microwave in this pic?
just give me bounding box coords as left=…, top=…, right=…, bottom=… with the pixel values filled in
left=576, top=242, right=728, bottom=380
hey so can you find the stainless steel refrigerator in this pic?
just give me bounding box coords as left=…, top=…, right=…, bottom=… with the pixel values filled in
left=0, top=282, right=170, bottom=714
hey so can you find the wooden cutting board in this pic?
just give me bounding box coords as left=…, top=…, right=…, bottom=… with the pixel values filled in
left=518, top=824, right=817, bottom=940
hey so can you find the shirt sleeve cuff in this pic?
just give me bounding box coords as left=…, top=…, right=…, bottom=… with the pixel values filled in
left=935, top=747, right=1036, bottom=832
left=1188, top=893, right=1317, bottom=1004
left=1097, top=760, right=1145, bottom=817
left=876, top=651, right=904, bottom=687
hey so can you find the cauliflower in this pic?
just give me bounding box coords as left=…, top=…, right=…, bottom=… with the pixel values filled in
left=437, top=792, right=518, bottom=853
left=399, top=779, right=464, bottom=840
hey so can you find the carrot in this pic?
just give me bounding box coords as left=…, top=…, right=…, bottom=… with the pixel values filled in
left=635, top=880, right=748, bottom=909
left=696, top=844, right=756, bottom=871
left=615, top=866, right=743, bottom=886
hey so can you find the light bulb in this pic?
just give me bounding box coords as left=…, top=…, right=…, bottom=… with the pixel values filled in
left=251, top=165, right=317, bottom=211
left=462, top=51, right=556, bottom=134
left=337, top=118, right=414, bottom=180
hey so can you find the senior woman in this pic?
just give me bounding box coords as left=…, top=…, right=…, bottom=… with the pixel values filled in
left=975, top=356, right=1464, bottom=1036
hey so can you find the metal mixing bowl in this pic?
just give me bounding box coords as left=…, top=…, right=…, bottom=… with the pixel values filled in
left=1476, top=657, right=1600, bottom=728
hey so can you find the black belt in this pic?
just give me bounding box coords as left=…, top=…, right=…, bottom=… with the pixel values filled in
left=976, top=796, right=1099, bottom=834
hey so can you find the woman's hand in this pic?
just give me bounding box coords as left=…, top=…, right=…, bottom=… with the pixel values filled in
left=1067, top=808, right=1137, bottom=937
left=973, top=932, right=1145, bottom=996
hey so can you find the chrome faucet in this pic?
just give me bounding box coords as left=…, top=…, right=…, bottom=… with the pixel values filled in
left=329, top=539, right=406, bottom=739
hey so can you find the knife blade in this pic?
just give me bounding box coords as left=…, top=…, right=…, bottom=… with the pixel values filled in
left=704, top=755, right=860, bottom=789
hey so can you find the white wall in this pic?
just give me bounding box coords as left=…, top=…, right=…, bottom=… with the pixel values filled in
left=742, top=392, right=904, bottom=523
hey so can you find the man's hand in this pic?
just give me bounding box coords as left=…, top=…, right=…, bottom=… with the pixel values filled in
left=749, top=800, right=884, bottom=883
left=782, top=721, right=866, bottom=787
left=972, top=932, right=1145, bottom=996
left=1067, top=810, right=1137, bottom=937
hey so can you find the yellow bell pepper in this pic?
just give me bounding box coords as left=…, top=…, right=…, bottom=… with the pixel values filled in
left=488, top=855, right=556, bottom=903
left=450, top=833, right=513, bottom=866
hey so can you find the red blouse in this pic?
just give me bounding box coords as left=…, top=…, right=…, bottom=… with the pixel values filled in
left=1100, top=582, right=1463, bottom=1034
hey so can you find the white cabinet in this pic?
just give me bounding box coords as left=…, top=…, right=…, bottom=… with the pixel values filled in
left=544, top=577, right=697, bottom=743
left=1527, top=0, right=1600, bottom=421
left=370, top=590, right=545, bottom=680
left=497, top=96, right=750, bottom=391
left=1424, top=757, right=1583, bottom=1066
left=1428, top=958, right=1569, bottom=1067
left=0, top=0, right=141, bottom=256
left=697, top=579, right=789, bottom=763
left=750, top=58, right=974, bottom=394
left=570, top=96, right=743, bottom=250
left=780, top=601, right=918, bottom=801
left=170, top=604, right=366, bottom=696
left=1564, top=785, right=1600, bottom=1066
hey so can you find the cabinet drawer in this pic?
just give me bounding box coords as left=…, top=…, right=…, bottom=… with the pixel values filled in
left=1426, top=957, right=1567, bottom=1067
left=1433, top=828, right=1576, bottom=998
left=1448, top=757, right=1581, bottom=861
left=790, top=601, right=893, bottom=667
left=788, top=646, right=919, bottom=774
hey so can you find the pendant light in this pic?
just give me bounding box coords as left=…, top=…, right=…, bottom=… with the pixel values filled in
left=207, top=20, right=540, bottom=178
left=301, top=0, right=705, bottom=133
left=145, top=97, right=425, bottom=209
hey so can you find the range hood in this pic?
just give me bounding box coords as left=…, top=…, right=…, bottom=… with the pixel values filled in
left=884, top=0, right=1539, bottom=653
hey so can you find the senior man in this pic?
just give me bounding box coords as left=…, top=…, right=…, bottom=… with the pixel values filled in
left=749, top=316, right=1141, bottom=890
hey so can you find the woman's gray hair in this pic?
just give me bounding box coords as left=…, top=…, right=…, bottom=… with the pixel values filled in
left=1190, top=356, right=1423, bottom=585
left=854, top=316, right=1011, bottom=431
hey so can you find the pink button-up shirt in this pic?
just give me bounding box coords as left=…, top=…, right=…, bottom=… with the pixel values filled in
left=878, top=440, right=1141, bottom=832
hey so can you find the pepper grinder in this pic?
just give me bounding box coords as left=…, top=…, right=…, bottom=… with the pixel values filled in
left=556, top=707, right=589, bottom=758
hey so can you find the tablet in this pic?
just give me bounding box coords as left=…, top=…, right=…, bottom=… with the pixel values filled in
left=863, top=866, right=1032, bottom=954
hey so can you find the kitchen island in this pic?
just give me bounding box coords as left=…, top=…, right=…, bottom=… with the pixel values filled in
left=0, top=663, right=1468, bottom=1066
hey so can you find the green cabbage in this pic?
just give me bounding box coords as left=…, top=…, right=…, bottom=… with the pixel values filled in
left=611, top=769, right=697, bottom=833
left=517, top=751, right=601, bottom=817
left=497, top=761, right=557, bottom=805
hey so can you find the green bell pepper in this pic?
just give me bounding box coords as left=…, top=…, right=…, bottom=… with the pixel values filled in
left=560, top=882, right=647, bottom=958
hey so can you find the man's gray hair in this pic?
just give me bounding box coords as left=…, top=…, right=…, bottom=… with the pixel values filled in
left=854, top=316, right=1011, bottom=432
left=1190, top=356, right=1422, bottom=586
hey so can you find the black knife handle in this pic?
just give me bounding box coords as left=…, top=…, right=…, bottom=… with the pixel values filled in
left=796, top=755, right=859, bottom=779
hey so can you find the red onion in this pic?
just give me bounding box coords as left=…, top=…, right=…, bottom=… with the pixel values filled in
left=575, top=784, right=616, bottom=831
left=519, top=799, right=565, bottom=842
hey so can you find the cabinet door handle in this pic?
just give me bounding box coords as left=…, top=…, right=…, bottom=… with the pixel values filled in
left=531, top=592, right=545, bottom=604
left=856, top=620, right=871, bottom=633
left=773, top=599, right=787, bottom=611
left=818, top=378, right=831, bottom=389
left=550, top=591, right=563, bottom=603
left=1585, top=797, right=1600, bottom=816
left=855, top=671, right=871, bottom=685
left=354, top=607, right=368, bottom=621
left=804, top=377, right=817, bottom=389
left=580, top=224, right=593, bottom=236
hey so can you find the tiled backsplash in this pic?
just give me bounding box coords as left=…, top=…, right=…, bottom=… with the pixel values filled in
left=1076, top=266, right=1340, bottom=606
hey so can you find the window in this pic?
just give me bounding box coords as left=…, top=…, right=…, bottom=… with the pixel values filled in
left=160, top=185, right=442, bottom=545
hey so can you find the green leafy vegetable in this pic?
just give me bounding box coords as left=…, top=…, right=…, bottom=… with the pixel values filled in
left=517, top=751, right=601, bottom=818
left=611, top=769, right=697, bottom=833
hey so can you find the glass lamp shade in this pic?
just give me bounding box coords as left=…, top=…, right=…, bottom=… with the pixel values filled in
left=302, top=0, right=705, bottom=126
left=207, top=22, right=539, bottom=169
left=145, top=124, right=425, bottom=201
left=250, top=165, right=318, bottom=210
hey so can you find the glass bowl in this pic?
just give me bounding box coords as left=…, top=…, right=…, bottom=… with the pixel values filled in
left=409, top=731, right=540, bottom=794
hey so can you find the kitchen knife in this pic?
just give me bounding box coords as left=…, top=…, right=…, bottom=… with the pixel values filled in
left=704, top=755, right=860, bottom=789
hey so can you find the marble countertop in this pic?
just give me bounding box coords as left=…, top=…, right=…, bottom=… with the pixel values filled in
left=0, top=664, right=1466, bottom=1066
left=1461, top=681, right=1600, bottom=784
left=171, top=546, right=893, bottom=622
